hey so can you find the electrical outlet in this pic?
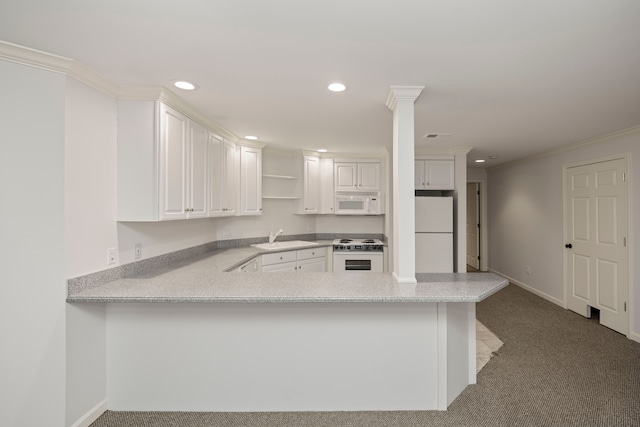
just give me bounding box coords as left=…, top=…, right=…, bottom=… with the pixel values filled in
left=526, top=265, right=531, bottom=275
left=107, top=248, right=116, bottom=265
left=134, top=243, right=142, bottom=260
left=221, top=229, right=230, bottom=238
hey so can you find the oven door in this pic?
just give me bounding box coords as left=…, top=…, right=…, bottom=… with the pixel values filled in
left=332, top=252, right=383, bottom=272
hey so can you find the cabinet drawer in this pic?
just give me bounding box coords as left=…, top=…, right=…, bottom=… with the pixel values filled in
left=297, top=247, right=325, bottom=261
left=262, top=251, right=297, bottom=266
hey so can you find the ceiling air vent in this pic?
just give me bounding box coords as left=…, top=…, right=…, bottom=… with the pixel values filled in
left=422, top=133, right=451, bottom=139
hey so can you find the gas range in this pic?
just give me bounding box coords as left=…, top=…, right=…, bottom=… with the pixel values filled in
left=332, top=238, right=384, bottom=252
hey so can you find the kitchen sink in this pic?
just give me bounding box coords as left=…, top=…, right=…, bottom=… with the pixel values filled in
left=251, top=240, right=319, bottom=251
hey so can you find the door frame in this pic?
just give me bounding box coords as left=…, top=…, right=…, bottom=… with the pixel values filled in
left=467, top=180, right=488, bottom=272
left=562, top=153, right=631, bottom=337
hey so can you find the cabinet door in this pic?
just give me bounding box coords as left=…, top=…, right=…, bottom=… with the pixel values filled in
left=223, top=141, right=238, bottom=215
left=262, top=261, right=297, bottom=272
left=415, top=160, right=426, bottom=189
left=208, top=134, right=224, bottom=216
left=425, top=160, right=454, bottom=190
left=358, top=162, right=380, bottom=191
left=240, top=146, right=262, bottom=215
left=297, top=257, right=326, bottom=272
left=334, top=162, right=358, bottom=191
left=320, top=158, right=335, bottom=214
left=209, top=137, right=237, bottom=216
left=159, top=104, right=188, bottom=220
left=302, top=155, right=320, bottom=213
left=188, top=121, right=208, bottom=218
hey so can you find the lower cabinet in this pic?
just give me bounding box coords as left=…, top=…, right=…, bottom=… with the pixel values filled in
left=237, top=257, right=261, bottom=272
left=261, top=247, right=327, bottom=272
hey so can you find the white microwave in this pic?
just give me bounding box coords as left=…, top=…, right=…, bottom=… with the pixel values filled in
left=335, top=193, right=381, bottom=215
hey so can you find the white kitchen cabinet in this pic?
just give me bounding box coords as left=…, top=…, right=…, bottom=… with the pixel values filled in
left=301, top=155, right=320, bottom=213
left=319, top=158, right=335, bottom=214
left=117, top=100, right=212, bottom=221
left=159, top=104, right=210, bottom=220
left=334, top=161, right=380, bottom=192
left=296, top=247, right=327, bottom=272
left=209, top=135, right=239, bottom=216
left=239, top=146, right=262, bottom=215
left=159, top=104, right=212, bottom=220
left=237, top=256, right=261, bottom=272
left=186, top=120, right=209, bottom=219
left=261, top=247, right=327, bottom=272
left=415, top=159, right=454, bottom=190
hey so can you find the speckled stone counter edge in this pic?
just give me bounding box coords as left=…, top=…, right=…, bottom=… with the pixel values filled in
left=67, top=233, right=384, bottom=294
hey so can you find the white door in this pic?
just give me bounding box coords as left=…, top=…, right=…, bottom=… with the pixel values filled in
left=319, top=158, right=335, bottom=214
left=415, top=160, right=426, bottom=189
left=466, top=183, right=480, bottom=270
left=159, top=104, right=188, bottom=220
left=188, top=121, right=208, bottom=218
left=297, top=257, right=326, bottom=272
left=425, top=160, right=454, bottom=190
left=358, top=162, right=380, bottom=191
left=240, top=146, right=262, bottom=215
left=335, top=162, right=358, bottom=191
left=303, top=155, right=320, bottom=213
left=565, top=157, right=628, bottom=335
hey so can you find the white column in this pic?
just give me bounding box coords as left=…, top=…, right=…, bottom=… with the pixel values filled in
left=386, top=86, right=424, bottom=283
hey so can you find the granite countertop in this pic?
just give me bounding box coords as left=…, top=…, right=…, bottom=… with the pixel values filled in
left=66, top=240, right=508, bottom=304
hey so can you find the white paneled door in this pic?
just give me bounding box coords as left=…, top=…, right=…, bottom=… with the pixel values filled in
left=564, top=157, right=628, bottom=335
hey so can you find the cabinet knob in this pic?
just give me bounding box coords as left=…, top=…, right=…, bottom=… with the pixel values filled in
left=280, top=256, right=283, bottom=260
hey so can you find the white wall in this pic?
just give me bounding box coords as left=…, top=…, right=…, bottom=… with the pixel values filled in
left=64, top=77, right=115, bottom=425
left=316, top=215, right=385, bottom=235
left=487, top=130, right=639, bottom=340
left=0, top=60, right=67, bottom=427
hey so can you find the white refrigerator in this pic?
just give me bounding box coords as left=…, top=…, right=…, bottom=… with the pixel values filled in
left=415, top=196, right=454, bottom=273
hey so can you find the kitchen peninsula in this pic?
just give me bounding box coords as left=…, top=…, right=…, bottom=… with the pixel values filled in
left=68, top=242, right=508, bottom=412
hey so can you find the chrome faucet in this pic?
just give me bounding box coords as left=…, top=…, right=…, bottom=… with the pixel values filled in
left=268, top=228, right=284, bottom=243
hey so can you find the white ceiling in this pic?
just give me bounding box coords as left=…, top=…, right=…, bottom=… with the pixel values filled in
left=2, top=0, right=639, bottom=167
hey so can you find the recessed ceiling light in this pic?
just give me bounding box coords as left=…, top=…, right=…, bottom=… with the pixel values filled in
left=172, top=80, right=198, bottom=91
left=328, top=83, right=346, bottom=92
left=489, top=155, right=499, bottom=160
left=475, top=159, right=486, bottom=163
left=317, top=149, right=328, bottom=153
left=244, top=135, right=258, bottom=140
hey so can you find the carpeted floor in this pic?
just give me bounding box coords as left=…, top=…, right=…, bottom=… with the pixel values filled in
left=91, top=284, right=640, bottom=426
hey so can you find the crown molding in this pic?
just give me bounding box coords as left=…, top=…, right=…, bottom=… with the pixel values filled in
left=489, top=125, right=640, bottom=170
left=0, top=40, right=71, bottom=74
left=385, top=86, right=425, bottom=110
left=0, top=40, right=246, bottom=143
left=0, top=41, right=119, bottom=97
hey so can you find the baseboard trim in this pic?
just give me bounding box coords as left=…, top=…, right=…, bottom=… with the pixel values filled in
left=489, top=269, right=565, bottom=307
left=630, top=332, right=640, bottom=344
left=70, top=399, right=107, bottom=427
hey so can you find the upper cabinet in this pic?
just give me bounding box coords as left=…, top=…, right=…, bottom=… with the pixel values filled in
left=415, top=158, right=454, bottom=190
left=158, top=104, right=209, bottom=220
left=319, top=158, right=335, bottom=214
left=117, top=99, right=262, bottom=221
left=208, top=135, right=239, bottom=216
left=334, top=160, right=380, bottom=192
left=301, top=155, right=320, bottom=213
left=239, top=146, right=262, bottom=215
left=118, top=101, right=209, bottom=221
